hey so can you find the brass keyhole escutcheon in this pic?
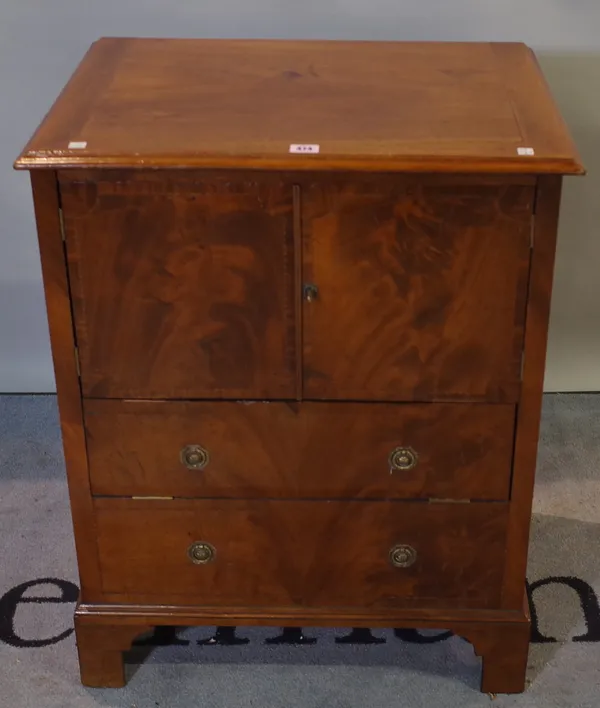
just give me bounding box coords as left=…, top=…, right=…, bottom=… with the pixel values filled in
left=389, top=544, right=417, bottom=568
left=180, top=444, right=209, bottom=470
left=389, top=446, right=418, bottom=471
left=187, top=541, right=216, bottom=565
left=303, top=283, right=319, bottom=302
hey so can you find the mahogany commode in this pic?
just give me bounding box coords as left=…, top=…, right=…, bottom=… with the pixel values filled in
left=15, top=38, right=584, bottom=693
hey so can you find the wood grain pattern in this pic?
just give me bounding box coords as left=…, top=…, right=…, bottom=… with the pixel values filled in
left=76, top=600, right=526, bottom=626
left=75, top=598, right=530, bottom=693
left=74, top=617, right=152, bottom=687
left=502, top=175, right=563, bottom=608
left=93, top=499, right=509, bottom=609
left=84, top=399, right=515, bottom=500
left=14, top=39, right=583, bottom=174
left=60, top=169, right=538, bottom=187
left=461, top=618, right=531, bottom=693
left=302, top=181, right=533, bottom=401
left=293, top=184, right=303, bottom=399
left=60, top=174, right=296, bottom=399
left=29, top=171, right=103, bottom=600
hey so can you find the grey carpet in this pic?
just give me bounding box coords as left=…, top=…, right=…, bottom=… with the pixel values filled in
left=0, top=394, right=599, bottom=708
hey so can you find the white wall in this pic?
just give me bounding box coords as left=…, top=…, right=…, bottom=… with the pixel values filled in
left=1, top=1, right=598, bottom=392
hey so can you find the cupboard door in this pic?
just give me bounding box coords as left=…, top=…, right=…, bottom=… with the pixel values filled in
left=302, top=181, right=533, bottom=402
left=60, top=173, right=296, bottom=399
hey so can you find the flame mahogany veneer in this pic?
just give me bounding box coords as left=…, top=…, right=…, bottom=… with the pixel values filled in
left=16, top=38, right=583, bottom=693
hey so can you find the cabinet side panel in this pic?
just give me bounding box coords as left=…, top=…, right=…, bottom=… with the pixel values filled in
left=30, top=170, right=102, bottom=599
left=502, top=175, right=563, bottom=608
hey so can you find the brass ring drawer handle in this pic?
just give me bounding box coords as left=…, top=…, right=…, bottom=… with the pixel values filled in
left=389, top=544, right=417, bottom=568
left=389, top=446, right=418, bottom=471
left=180, top=444, right=209, bottom=470
left=187, top=541, right=216, bottom=564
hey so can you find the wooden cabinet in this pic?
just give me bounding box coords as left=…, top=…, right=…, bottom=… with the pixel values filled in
left=15, top=38, right=583, bottom=694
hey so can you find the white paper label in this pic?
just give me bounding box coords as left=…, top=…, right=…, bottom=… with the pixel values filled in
left=517, top=147, right=535, bottom=156
left=68, top=141, right=87, bottom=149
left=289, top=144, right=320, bottom=154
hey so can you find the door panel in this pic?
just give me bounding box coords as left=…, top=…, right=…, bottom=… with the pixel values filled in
left=302, top=182, right=533, bottom=401
left=60, top=174, right=296, bottom=399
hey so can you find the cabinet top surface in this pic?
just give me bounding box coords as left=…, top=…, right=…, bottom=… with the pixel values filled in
left=15, top=38, right=583, bottom=174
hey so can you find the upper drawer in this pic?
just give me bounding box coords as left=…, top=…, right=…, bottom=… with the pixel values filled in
left=60, top=173, right=297, bottom=399
left=302, top=180, right=533, bottom=402
left=84, top=399, right=514, bottom=500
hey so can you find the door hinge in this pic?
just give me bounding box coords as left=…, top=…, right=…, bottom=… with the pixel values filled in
left=74, top=347, right=81, bottom=378
left=131, top=496, right=174, bottom=501
left=530, top=187, right=538, bottom=248
left=530, top=217, right=535, bottom=249
left=428, top=498, right=471, bottom=504
left=58, top=207, right=66, bottom=242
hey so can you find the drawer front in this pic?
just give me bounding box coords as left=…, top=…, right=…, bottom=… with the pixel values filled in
left=60, top=173, right=297, bottom=400
left=85, top=399, right=515, bottom=500
left=95, top=499, right=508, bottom=609
left=302, top=181, right=533, bottom=402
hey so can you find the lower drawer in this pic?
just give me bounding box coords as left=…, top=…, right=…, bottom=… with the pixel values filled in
left=84, top=399, right=515, bottom=500
left=94, top=499, right=508, bottom=609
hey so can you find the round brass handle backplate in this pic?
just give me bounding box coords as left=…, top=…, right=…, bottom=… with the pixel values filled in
left=389, top=446, right=418, bottom=471
left=187, top=541, right=216, bottom=565
left=389, top=544, right=417, bottom=568
left=180, top=444, right=209, bottom=470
